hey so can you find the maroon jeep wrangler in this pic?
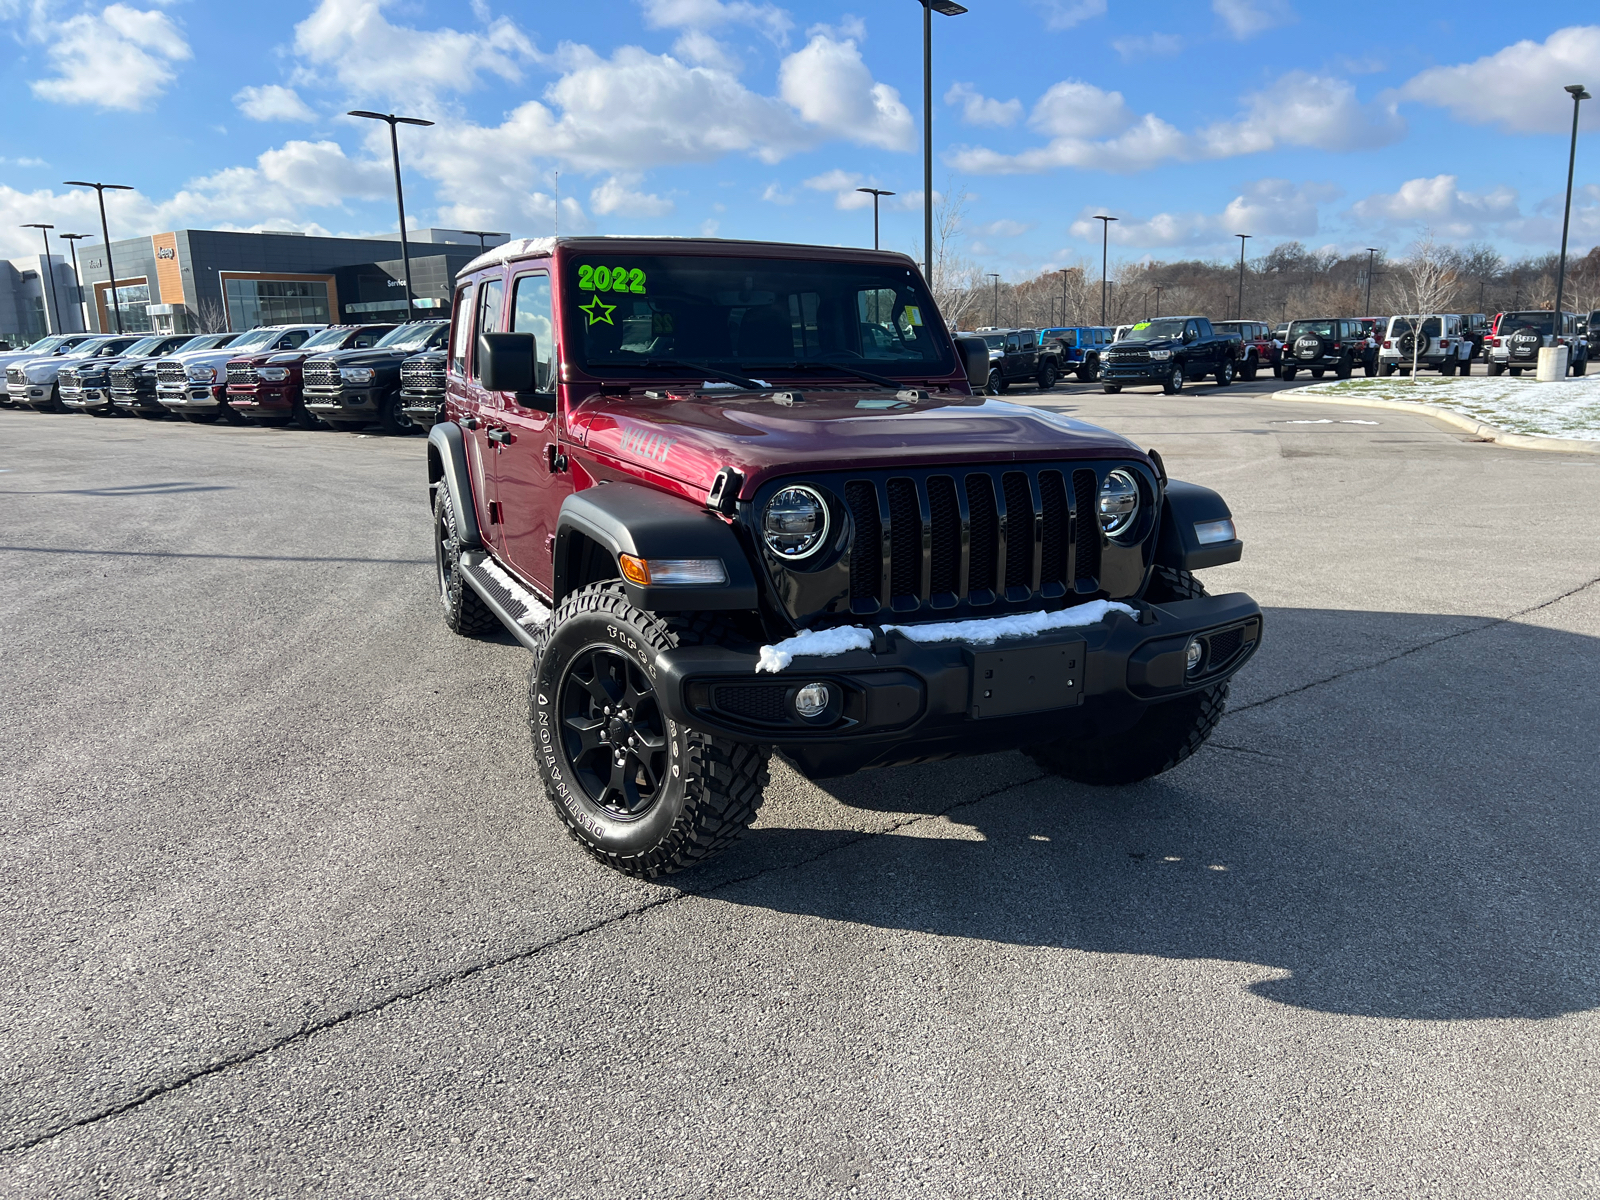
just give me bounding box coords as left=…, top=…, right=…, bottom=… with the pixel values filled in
left=227, top=323, right=396, bottom=428
left=428, top=237, right=1261, bottom=877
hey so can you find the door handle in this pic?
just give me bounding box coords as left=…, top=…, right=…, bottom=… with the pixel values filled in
left=545, top=443, right=568, bottom=473
left=487, top=428, right=512, bottom=446
left=460, top=416, right=480, bottom=431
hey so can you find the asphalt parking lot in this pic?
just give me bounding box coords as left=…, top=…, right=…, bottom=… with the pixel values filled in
left=3, top=379, right=1598, bottom=1198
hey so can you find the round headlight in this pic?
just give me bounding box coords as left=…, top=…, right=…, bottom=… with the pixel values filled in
left=762, top=485, right=830, bottom=560
left=1097, top=469, right=1140, bottom=539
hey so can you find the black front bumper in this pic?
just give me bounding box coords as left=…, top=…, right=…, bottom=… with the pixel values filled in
left=304, top=387, right=379, bottom=417
left=652, top=593, right=1262, bottom=778
left=1101, top=362, right=1172, bottom=384
left=400, top=388, right=443, bottom=425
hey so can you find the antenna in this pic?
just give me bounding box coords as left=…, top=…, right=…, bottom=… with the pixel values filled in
left=554, top=171, right=559, bottom=238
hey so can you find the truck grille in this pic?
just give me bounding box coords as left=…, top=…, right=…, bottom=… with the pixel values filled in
left=156, top=361, right=188, bottom=386
left=833, top=464, right=1105, bottom=616
left=58, top=368, right=82, bottom=388
left=302, top=360, right=341, bottom=389
left=110, top=365, right=141, bottom=392
left=400, top=359, right=445, bottom=392
left=1108, top=349, right=1150, bottom=363
left=5, top=367, right=24, bottom=385
left=226, top=363, right=257, bottom=386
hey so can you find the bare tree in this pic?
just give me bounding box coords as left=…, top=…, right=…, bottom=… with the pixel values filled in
left=194, top=297, right=230, bottom=333
left=1389, top=233, right=1460, bottom=379
left=924, top=182, right=986, bottom=331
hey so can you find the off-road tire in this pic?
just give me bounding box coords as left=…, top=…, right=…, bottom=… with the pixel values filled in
left=1487, top=359, right=1504, bottom=377
left=1280, top=364, right=1296, bottom=381
left=1214, top=358, right=1234, bottom=387
left=1036, top=363, right=1057, bottom=391
left=1380, top=362, right=1396, bottom=377
left=528, top=582, right=770, bottom=877
left=1240, top=354, right=1258, bottom=381
left=1363, top=354, right=1378, bottom=377
left=1334, top=355, right=1353, bottom=379
left=1310, top=367, right=1325, bottom=378
left=1575, top=355, right=1588, bottom=377
left=1161, top=365, right=1184, bottom=395
left=433, top=486, right=499, bottom=637
left=1023, top=565, right=1226, bottom=785
left=1077, top=356, right=1100, bottom=383
left=988, top=368, right=1008, bottom=395
left=378, top=390, right=414, bottom=436
left=1439, top=358, right=1456, bottom=376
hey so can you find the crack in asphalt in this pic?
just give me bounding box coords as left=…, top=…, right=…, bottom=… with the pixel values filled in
left=1225, top=571, right=1600, bottom=717
left=0, top=771, right=1046, bottom=1157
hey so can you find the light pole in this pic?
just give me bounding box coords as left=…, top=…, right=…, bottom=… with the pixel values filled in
left=62, top=180, right=133, bottom=333
left=1364, top=247, right=1380, bottom=316
left=349, top=110, right=435, bottom=322
left=987, top=273, right=1000, bottom=326
left=1059, top=270, right=1069, bottom=327
left=1093, top=215, right=1117, bottom=325
left=20, top=224, right=60, bottom=335
left=461, top=230, right=505, bottom=253
left=915, top=0, right=967, bottom=279
left=1153, top=285, right=1164, bottom=318
left=1553, top=83, right=1590, bottom=332
left=1235, top=233, right=1251, bottom=320
left=59, top=233, right=91, bottom=329
left=855, top=188, right=896, bottom=250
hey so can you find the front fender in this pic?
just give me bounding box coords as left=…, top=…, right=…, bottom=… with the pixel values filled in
left=426, top=421, right=482, bottom=549
left=1156, top=480, right=1243, bottom=571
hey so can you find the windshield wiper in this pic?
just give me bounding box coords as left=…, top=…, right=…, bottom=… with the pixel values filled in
left=641, top=358, right=766, bottom=391
left=761, top=360, right=908, bottom=389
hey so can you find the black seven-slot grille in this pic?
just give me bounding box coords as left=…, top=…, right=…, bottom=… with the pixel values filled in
left=302, top=360, right=341, bottom=390
left=834, top=465, right=1109, bottom=617
left=226, top=363, right=257, bottom=386
left=1109, top=348, right=1151, bottom=363
left=110, top=365, right=140, bottom=392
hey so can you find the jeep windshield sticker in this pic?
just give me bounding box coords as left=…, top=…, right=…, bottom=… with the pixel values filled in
left=577, top=265, right=647, bottom=294
left=903, top=306, right=923, bottom=327
left=1132, top=322, right=1152, bottom=330
left=580, top=295, right=617, bottom=327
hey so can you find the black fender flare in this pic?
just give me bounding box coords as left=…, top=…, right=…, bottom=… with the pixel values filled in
left=1155, top=480, right=1243, bottom=571
left=426, top=421, right=482, bottom=549
left=555, top=483, right=759, bottom=611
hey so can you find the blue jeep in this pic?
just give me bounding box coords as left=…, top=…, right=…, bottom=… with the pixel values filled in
left=1039, top=326, right=1116, bottom=382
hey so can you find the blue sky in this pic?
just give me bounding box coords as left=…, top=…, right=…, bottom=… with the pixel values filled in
left=1, top=1, right=1596, bottom=279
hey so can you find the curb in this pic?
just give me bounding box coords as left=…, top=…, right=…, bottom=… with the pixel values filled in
left=1271, top=387, right=1600, bottom=455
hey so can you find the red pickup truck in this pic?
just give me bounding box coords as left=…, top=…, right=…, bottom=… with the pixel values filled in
left=426, top=236, right=1261, bottom=876
left=226, top=323, right=395, bottom=427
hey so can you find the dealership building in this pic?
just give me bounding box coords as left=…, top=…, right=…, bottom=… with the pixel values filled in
left=10, top=227, right=507, bottom=340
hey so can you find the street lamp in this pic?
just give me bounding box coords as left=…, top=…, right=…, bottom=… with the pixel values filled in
left=1153, top=285, right=1164, bottom=318
left=855, top=188, right=896, bottom=250
left=914, top=0, right=967, bottom=279
left=1364, top=247, right=1381, bottom=317
left=59, top=233, right=92, bottom=329
left=987, top=272, right=1000, bottom=326
left=20, top=224, right=60, bottom=335
left=460, top=230, right=505, bottom=253
left=61, top=180, right=133, bottom=333
left=1235, top=233, right=1251, bottom=320
left=1553, top=83, right=1590, bottom=333
left=1093, top=215, right=1117, bottom=325
left=349, top=110, right=435, bottom=322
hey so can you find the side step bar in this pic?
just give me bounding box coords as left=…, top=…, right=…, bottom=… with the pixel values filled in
left=460, top=551, right=552, bottom=653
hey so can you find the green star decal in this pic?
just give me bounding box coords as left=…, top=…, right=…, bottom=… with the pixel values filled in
left=581, top=295, right=616, bottom=327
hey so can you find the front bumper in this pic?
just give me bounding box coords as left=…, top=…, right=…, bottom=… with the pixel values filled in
left=400, top=389, right=443, bottom=425
left=304, top=387, right=378, bottom=417
left=113, top=389, right=162, bottom=411
left=9, top=383, right=50, bottom=404
left=158, top=384, right=227, bottom=409
left=228, top=384, right=295, bottom=413
left=62, top=387, right=114, bottom=409
left=1101, top=360, right=1174, bottom=384
left=652, top=593, right=1263, bottom=778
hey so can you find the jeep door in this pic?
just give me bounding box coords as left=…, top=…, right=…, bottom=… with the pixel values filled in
left=490, top=267, right=573, bottom=592
left=446, top=276, right=502, bottom=542
left=1003, top=331, right=1024, bottom=380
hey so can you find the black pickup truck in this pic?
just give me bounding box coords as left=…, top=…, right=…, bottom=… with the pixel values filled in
left=1100, top=317, right=1237, bottom=394
left=301, top=320, right=449, bottom=434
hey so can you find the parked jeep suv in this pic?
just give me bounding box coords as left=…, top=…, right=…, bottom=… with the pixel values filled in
left=302, top=319, right=449, bottom=433
left=60, top=333, right=196, bottom=415
left=1484, top=310, right=1589, bottom=377
left=1210, top=321, right=1277, bottom=380
left=227, top=323, right=395, bottom=427
left=1378, top=315, right=1473, bottom=376
left=1041, top=326, right=1115, bottom=381
left=1101, top=317, right=1237, bottom=394
left=967, top=327, right=1062, bottom=392
left=1278, top=318, right=1376, bottom=380
left=426, top=236, right=1261, bottom=877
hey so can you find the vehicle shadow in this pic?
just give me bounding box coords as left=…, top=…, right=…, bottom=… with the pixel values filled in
left=670, top=607, right=1600, bottom=1022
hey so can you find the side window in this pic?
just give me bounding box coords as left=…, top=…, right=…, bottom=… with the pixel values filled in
left=280, top=331, right=309, bottom=349
left=510, top=272, right=555, bottom=391
left=1005, top=333, right=1020, bottom=352
left=468, top=278, right=504, bottom=383
left=1185, top=320, right=1199, bottom=341
left=352, top=330, right=381, bottom=349
left=449, top=284, right=475, bottom=377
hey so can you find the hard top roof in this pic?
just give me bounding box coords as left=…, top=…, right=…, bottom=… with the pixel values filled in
left=458, top=235, right=919, bottom=280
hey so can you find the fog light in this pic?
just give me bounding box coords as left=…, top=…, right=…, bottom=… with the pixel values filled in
left=1185, top=639, right=1203, bottom=673
left=794, top=682, right=831, bottom=718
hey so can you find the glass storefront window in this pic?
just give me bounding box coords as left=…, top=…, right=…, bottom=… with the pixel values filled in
left=223, top=278, right=330, bottom=330
left=107, top=283, right=153, bottom=332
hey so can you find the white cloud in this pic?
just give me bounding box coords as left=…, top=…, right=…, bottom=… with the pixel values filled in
left=1030, top=0, right=1107, bottom=31
left=589, top=175, right=675, bottom=218
left=761, top=182, right=795, bottom=204
left=639, top=0, right=793, bottom=43
left=234, top=85, right=318, bottom=123
left=291, top=0, right=537, bottom=101
left=1112, top=33, right=1183, bottom=61
left=974, top=219, right=1033, bottom=238
left=671, top=29, right=741, bottom=71
left=1350, top=175, right=1521, bottom=239
left=1401, top=26, right=1600, bottom=134
left=701, top=218, right=720, bottom=236
left=1029, top=80, right=1136, bottom=139
left=30, top=4, right=191, bottom=111
left=945, top=82, right=1023, bottom=128
left=1067, top=179, right=1338, bottom=248
left=803, top=169, right=874, bottom=210
left=1200, top=72, right=1404, bottom=156
left=1212, top=0, right=1295, bottom=39
left=778, top=34, right=914, bottom=151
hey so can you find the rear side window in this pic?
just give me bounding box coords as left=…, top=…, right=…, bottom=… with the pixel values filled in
left=351, top=330, right=384, bottom=349
left=510, top=272, right=556, bottom=391
left=469, top=278, right=504, bottom=383
left=449, top=284, right=475, bottom=376
left=280, top=330, right=309, bottom=349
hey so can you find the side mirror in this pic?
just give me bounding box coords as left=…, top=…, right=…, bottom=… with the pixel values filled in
left=954, top=336, right=989, bottom=390
left=479, top=331, right=536, bottom=393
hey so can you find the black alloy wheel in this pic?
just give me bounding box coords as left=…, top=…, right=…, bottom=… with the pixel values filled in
left=987, top=368, right=1007, bottom=395
left=1036, top=363, right=1057, bottom=391
left=558, top=646, right=670, bottom=820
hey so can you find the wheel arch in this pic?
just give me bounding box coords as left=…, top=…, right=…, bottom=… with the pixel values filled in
left=1155, top=480, right=1243, bottom=571
left=426, top=421, right=483, bottom=549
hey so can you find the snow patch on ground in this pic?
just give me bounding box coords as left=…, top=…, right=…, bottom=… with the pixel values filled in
left=756, top=600, right=1138, bottom=673
left=1296, top=375, right=1600, bottom=440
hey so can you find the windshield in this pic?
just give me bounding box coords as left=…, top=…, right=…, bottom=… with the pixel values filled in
left=1390, top=317, right=1442, bottom=337
left=980, top=334, right=1006, bottom=350
left=19, top=336, right=69, bottom=354
left=375, top=322, right=446, bottom=351
left=1289, top=321, right=1337, bottom=338
left=64, top=338, right=117, bottom=358
left=1498, top=312, right=1554, bottom=335
left=228, top=329, right=280, bottom=351
left=1119, top=319, right=1187, bottom=343
left=302, top=327, right=359, bottom=350
left=565, top=255, right=954, bottom=379
left=182, top=334, right=236, bottom=352
left=123, top=336, right=166, bottom=356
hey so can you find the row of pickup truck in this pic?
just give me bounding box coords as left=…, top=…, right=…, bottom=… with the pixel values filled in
left=0, top=322, right=451, bottom=433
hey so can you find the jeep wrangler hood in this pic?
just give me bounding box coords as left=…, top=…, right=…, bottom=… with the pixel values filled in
left=575, top=389, right=1143, bottom=496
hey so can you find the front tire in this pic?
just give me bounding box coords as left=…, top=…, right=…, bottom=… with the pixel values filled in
left=433, top=486, right=500, bottom=638
left=378, top=390, right=414, bottom=436
left=1036, top=363, right=1057, bottom=391
left=1161, top=365, right=1184, bottom=395
left=1077, top=356, right=1100, bottom=383
left=529, top=583, right=769, bottom=877
left=1214, top=359, right=1234, bottom=387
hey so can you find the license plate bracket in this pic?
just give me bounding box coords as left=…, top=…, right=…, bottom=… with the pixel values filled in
left=967, top=640, right=1085, bottom=719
